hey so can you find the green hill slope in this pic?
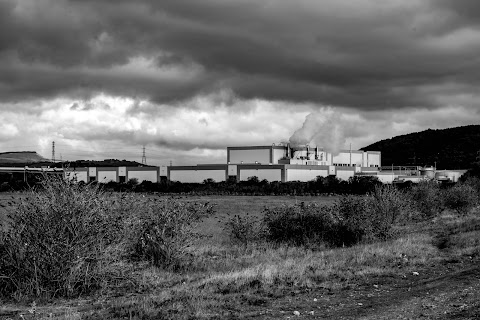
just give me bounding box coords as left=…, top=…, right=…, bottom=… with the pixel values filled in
left=0, top=151, right=48, bottom=164
left=361, top=125, right=480, bottom=169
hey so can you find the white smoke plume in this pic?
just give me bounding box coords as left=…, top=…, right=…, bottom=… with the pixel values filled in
left=289, top=107, right=346, bottom=155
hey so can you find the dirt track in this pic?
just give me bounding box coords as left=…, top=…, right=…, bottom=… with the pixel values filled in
left=233, top=256, right=480, bottom=319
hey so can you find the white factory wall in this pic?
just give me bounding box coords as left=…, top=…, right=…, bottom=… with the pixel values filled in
left=435, top=170, right=465, bottom=183
left=170, top=170, right=226, bottom=183
left=228, top=164, right=237, bottom=175
left=326, top=153, right=333, bottom=166
left=351, top=153, right=363, bottom=166
left=273, top=148, right=286, bottom=164
left=239, top=169, right=282, bottom=182
left=373, top=173, right=394, bottom=184
left=88, top=167, right=96, bottom=177
left=160, top=166, right=168, bottom=177
left=65, top=170, right=88, bottom=182
left=336, top=169, right=355, bottom=181
left=229, top=149, right=270, bottom=164
left=367, top=153, right=381, bottom=167
left=98, top=170, right=117, bottom=183
left=286, top=169, right=328, bottom=182
left=316, top=151, right=327, bottom=162
left=332, top=151, right=363, bottom=166
left=127, top=170, right=158, bottom=183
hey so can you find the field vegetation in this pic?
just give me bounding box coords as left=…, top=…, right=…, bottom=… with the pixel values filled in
left=1, top=175, right=480, bottom=319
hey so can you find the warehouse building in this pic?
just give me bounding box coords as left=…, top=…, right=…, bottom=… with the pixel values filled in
left=167, top=144, right=381, bottom=183
left=65, top=166, right=160, bottom=183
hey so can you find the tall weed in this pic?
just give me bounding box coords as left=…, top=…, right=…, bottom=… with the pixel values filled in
left=224, top=213, right=264, bottom=245
left=124, top=197, right=215, bottom=270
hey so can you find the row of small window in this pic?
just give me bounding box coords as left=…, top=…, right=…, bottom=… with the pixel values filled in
left=333, top=164, right=379, bottom=167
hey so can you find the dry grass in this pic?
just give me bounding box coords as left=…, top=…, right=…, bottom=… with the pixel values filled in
left=1, top=193, right=478, bottom=319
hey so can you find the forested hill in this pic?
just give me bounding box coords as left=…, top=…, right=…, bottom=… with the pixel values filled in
left=360, top=125, right=480, bottom=169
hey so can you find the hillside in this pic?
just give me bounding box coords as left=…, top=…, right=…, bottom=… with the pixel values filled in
left=0, top=151, right=48, bottom=164
left=361, top=125, right=480, bottom=169
left=0, top=152, right=149, bottom=168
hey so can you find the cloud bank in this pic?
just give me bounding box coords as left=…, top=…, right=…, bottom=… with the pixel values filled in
left=0, top=0, right=479, bottom=164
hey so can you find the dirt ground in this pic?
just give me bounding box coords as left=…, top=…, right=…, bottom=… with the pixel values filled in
left=231, top=255, right=480, bottom=320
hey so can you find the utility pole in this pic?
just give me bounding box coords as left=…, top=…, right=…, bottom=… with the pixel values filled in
left=349, top=143, right=352, bottom=167
left=141, top=145, right=147, bottom=165
left=52, top=141, right=55, bottom=162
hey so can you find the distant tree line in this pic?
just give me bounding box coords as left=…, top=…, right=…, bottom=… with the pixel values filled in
left=99, top=175, right=385, bottom=195
left=0, top=173, right=385, bottom=195
left=6, top=165, right=480, bottom=195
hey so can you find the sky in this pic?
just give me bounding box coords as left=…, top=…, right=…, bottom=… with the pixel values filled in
left=1, top=0, right=480, bottom=166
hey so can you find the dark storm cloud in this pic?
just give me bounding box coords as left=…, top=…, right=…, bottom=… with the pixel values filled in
left=1, top=0, right=479, bottom=110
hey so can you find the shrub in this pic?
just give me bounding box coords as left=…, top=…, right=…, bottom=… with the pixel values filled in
left=0, top=177, right=215, bottom=299
left=409, top=180, right=444, bottom=219
left=0, top=176, right=125, bottom=298
left=124, top=197, right=215, bottom=270
left=365, top=185, right=409, bottom=239
left=262, top=202, right=342, bottom=247
left=261, top=185, right=408, bottom=249
left=443, top=183, right=478, bottom=215
left=224, top=213, right=264, bottom=245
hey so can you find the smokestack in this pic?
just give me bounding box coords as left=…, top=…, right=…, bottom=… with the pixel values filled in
left=315, top=146, right=318, bottom=160
left=287, top=143, right=291, bottom=159
left=306, top=145, right=309, bottom=160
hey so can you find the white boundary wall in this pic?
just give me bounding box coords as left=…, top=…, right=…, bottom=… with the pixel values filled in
left=66, top=171, right=88, bottom=182
left=127, top=170, right=158, bottom=183
left=239, top=169, right=281, bottom=182
left=98, top=170, right=117, bottom=183
left=170, top=170, right=226, bottom=183
left=336, top=170, right=354, bottom=181
left=286, top=169, right=328, bottom=182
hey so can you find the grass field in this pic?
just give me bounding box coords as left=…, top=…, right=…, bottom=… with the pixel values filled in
left=1, top=192, right=480, bottom=319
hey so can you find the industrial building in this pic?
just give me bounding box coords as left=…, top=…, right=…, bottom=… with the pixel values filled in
left=65, top=166, right=161, bottom=183
left=0, top=145, right=466, bottom=185
left=168, top=144, right=382, bottom=183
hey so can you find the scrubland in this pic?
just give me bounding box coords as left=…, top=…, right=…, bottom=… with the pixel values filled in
left=1, top=178, right=480, bottom=319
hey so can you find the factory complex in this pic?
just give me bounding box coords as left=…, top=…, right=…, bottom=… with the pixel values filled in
left=0, top=145, right=466, bottom=184
left=168, top=144, right=383, bottom=183
left=64, top=144, right=465, bottom=184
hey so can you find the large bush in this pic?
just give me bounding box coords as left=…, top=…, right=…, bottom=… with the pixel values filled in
left=0, top=177, right=215, bottom=299
left=262, top=185, right=408, bottom=248
left=443, top=183, right=478, bottom=215
left=334, top=185, right=407, bottom=243
left=0, top=176, right=125, bottom=298
left=409, top=180, right=444, bottom=219
left=263, top=202, right=340, bottom=247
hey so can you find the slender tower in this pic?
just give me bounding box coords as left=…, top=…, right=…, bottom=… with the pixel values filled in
left=141, top=145, right=147, bottom=165
left=52, top=141, right=55, bottom=162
